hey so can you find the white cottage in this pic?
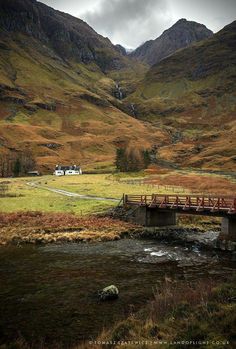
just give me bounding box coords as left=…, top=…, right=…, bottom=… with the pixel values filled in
left=54, top=165, right=82, bottom=176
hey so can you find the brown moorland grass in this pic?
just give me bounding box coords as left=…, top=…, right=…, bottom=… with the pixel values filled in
left=0, top=211, right=137, bottom=245
left=144, top=173, right=236, bottom=196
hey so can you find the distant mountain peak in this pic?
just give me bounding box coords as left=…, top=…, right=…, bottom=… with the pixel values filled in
left=131, top=19, right=213, bottom=65
left=176, top=18, right=187, bottom=23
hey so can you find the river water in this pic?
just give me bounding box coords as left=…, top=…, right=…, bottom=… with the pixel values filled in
left=0, top=238, right=235, bottom=347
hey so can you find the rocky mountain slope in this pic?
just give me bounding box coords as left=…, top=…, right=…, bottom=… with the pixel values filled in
left=0, top=0, right=161, bottom=172
left=127, top=21, right=236, bottom=170
left=130, top=19, right=213, bottom=66
left=0, top=0, right=127, bottom=71
left=0, top=0, right=235, bottom=173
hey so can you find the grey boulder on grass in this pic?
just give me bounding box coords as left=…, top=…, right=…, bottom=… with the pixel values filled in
left=98, top=285, right=119, bottom=301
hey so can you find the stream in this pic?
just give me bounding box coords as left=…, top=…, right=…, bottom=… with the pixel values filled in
left=0, top=238, right=235, bottom=347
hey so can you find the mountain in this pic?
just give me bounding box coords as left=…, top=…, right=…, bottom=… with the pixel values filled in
left=127, top=21, right=236, bottom=170
left=130, top=19, right=213, bottom=66
left=0, top=0, right=160, bottom=173
left=115, top=44, right=127, bottom=56
left=0, top=0, right=235, bottom=173
left=0, top=0, right=128, bottom=71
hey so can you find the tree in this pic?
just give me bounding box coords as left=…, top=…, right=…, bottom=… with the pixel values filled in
left=142, top=150, right=152, bottom=168
left=115, top=146, right=152, bottom=172
left=13, top=158, right=21, bottom=177
left=21, top=150, right=36, bottom=174
left=115, top=148, right=126, bottom=172
left=0, top=149, right=36, bottom=177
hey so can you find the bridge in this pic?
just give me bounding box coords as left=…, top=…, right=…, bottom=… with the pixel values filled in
left=123, top=194, right=236, bottom=238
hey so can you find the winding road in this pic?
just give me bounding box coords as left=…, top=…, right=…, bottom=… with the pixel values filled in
left=27, top=181, right=120, bottom=202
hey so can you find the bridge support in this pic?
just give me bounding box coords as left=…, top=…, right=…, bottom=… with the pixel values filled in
left=221, top=217, right=236, bottom=239
left=131, top=207, right=176, bottom=227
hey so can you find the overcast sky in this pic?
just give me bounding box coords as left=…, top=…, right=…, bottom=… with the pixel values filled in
left=40, top=0, right=236, bottom=48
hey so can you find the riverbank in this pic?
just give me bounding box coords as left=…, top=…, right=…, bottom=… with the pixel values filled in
left=0, top=210, right=223, bottom=247
left=134, top=227, right=236, bottom=252
left=1, top=211, right=234, bottom=253
left=0, top=211, right=136, bottom=245
left=86, top=277, right=236, bottom=349
left=1, top=239, right=235, bottom=349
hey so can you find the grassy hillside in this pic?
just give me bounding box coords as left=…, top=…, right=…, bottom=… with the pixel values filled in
left=0, top=0, right=159, bottom=173
left=0, top=30, right=160, bottom=173
left=126, top=21, right=236, bottom=170
left=0, top=1, right=235, bottom=173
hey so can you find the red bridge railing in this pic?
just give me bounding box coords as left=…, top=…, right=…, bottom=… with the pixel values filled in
left=123, top=194, right=236, bottom=215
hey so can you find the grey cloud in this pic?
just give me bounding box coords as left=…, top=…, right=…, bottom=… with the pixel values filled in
left=82, top=0, right=172, bottom=48
left=40, top=0, right=236, bottom=49
left=169, top=0, right=236, bottom=32
left=39, top=0, right=101, bottom=15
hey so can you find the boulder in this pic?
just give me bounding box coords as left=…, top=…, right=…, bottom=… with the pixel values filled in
left=98, top=285, right=119, bottom=301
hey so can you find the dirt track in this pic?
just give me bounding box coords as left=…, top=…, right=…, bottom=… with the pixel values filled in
left=27, top=182, right=120, bottom=202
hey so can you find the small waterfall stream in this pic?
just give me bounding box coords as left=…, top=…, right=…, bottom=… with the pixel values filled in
left=114, top=82, right=124, bottom=100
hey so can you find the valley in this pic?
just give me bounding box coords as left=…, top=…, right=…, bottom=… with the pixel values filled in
left=0, top=1, right=235, bottom=348
left=0, top=0, right=235, bottom=173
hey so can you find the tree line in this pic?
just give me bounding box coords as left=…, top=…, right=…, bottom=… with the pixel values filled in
left=0, top=150, right=36, bottom=177
left=115, top=145, right=154, bottom=172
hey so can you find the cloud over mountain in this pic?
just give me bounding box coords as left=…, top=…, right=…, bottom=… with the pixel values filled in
left=83, top=0, right=172, bottom=48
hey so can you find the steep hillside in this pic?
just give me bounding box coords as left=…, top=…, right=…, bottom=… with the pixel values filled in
left=0, top=0, right=235, bottom=173
left=0, top=0, right=127, bottom=71
left=130, top=19, right=213, bottom=66
left=0, top=0, right=162, bottom=173
left=127, top=21, right=236, bottom=170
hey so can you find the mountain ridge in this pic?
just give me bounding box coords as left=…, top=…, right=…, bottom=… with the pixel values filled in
left=0, top=0, right=161, bottom=172
left=130, top=18, right=213, bottom=65
left=0, top=0, right=235, bottom=172
left=126, top=20, right=236, bottom=170
left=0, top=0, right=128, bottom=71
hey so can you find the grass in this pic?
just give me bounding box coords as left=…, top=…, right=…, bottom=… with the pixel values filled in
left=1, top=170, right=235, bottom=215
left=88, top=278, right=236, bottom=349
left=3, top=278, right=235, bottom=348
left=43, top=174, right=189, bottom=200
left=0, top=211, right=136, bottom=245
left=0, top=170, right=229, bottom=246
left=0, top=172, right=188, bottom=225
left=1, top=171, right=233, bottom=237
left=143, top=170, right=236, bottom=196
left=0, top=177, right=114, bottom=214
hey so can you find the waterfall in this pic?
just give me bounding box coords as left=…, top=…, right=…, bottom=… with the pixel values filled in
left=130, top=103, right=137, bottom=117
left=114, top=82, right=123, bottom=100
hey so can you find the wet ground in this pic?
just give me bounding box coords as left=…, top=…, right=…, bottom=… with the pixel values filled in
left=0, top=238, right=235, bottom=347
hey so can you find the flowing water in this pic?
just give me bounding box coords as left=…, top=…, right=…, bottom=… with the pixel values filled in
left=0, top=238, right=235, bottom=346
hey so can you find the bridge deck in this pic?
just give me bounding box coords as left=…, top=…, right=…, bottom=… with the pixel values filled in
left=124, top=194, right=236, bottom=215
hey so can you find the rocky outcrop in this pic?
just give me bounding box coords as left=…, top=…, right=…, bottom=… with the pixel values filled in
left=32, top=100, right=56, bottom=111
left=130, top=19, right=213, bottom=66
left=0, top=84, right=27, bottom=105
left=0, top=94, right=26, bottom=105
left=115, top=44, right=127, bottom=56
left=40, top=143, right=62, bottom=150
left=140, top=21, right=236, bottom=83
